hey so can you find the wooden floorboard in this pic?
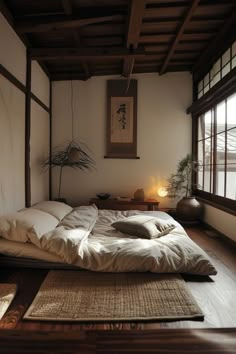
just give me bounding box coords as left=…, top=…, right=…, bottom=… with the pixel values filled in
left=0, top=328, right=236, bottom=354
left=0, top=226, right=236, bottom=352
left=0, top=226, right=236, bottom=330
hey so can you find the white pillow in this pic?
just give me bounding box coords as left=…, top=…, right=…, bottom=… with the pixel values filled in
left=112, top=215, right=175, bottom=239
left=0, top=208, right=59, bottom=243
left=31, top=200, right=73, bottom=221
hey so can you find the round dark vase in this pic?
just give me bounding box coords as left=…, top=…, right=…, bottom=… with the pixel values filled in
left=176, top=196, right=203, bottom=223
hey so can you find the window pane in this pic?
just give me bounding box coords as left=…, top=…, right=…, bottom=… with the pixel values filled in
left=232, top=56, right=236, bottom=69
left=227, top=128, right=236, bottom=161
left=198, top=80, right=203, bottom=92
left=198, top=116, right=204, bottom=141
left=226, top=164, right=236, bottom=200
left=222, top=49, right=230, bottom=66
left=204, top=73, right=209, bottom=86
left=227, top=93, right=236, bottom=127
left=198, top=90, right=203, bottom=99
left=203, top=165, right=211, bottom=193
left=215, top=165, right=225, bottom=197
left=209, top=68, right=214, bottom=88
left=216, top=132, right=225, bottom=164
left=204, top=111, right=212, bottom=138
left=204, top=84, right=210, bottom=93
left=216, top=101, right=225, bottom=134
left=222, top=63, right=230, bottom=77
left=197, top=168, right=203, bottom=190
left=232, top=41, right=236, bottom=57
left=198, top=139, right=204, bottom=165
left=212, top=72, right=220, bottom=85
left=212, top=59, right=221, bottom=75
left=210, top=68, right=214, bottom=80
left=205, top=137, right=212, bottom=165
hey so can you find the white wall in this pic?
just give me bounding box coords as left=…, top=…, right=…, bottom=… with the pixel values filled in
left=0, top=14, right=50, bottom=213
left=0, top=13, right=26, bottom=214
left=31, top=61, right=50, bottom=107
left=30, top=61, right=50, bottom=205
left=0, top=13, right=26, bottom=84
left=52, top=73, right=192, bottom=206
left=202, top=204, right=236, bottom=241
left=30, top=101, right=50, bottom=205
left=0, top=75, right=25, bottom=213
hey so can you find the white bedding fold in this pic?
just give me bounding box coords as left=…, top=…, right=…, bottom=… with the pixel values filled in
left=32, top=204, right=98, bottom=264
left=31, top=207, right=216, bottom=276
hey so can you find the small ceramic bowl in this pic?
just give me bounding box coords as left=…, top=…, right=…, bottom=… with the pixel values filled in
left=96, top=193, right=111, bottom=200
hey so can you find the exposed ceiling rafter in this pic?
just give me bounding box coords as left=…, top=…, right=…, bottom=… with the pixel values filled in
left=30, top=47, right=146, bottom=61
left=61, top=0, right=72, bottom=15
left=61, top=0, right=90, bottom=79
left=159, top=0, right=200, bottom=75
left=1, top=0, right=235, bottom=80
left=122, top=0, right=146, bottom=93
left=16, top=14, right=124, bottom=33
left=126, top=0, right=146, bottom=48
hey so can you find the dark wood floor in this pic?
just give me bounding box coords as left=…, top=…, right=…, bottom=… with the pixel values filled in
left=0, top=225, right=236, bottom=353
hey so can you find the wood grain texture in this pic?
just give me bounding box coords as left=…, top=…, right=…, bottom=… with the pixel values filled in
left=0, top=328, right=235, bottom=354
left=0, top=226, right=236, bottom=352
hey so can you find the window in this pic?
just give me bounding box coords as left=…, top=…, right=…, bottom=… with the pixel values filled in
left=197, top=40, right=236, bottom=99
left=196, top=93, right=236, bottom=206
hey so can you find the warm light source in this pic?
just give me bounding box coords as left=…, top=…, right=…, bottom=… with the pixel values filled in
left=157, top=187, right=168, bottom=197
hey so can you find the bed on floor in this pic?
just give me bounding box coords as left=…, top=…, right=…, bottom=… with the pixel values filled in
left=0, top=201, right=216, bottom=275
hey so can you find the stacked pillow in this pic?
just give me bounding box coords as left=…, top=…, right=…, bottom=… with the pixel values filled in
left=31, top=200, right=72, bottom=221
left=0, top=201, right=72, bottom=245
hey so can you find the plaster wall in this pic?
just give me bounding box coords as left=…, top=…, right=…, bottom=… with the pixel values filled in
left=0, top=75, right=25, bottom=213
left=202, top=203, right=236, bottom=241
left=0, top=13, right=26, bottom=84
left=31, top=61, right=50, bottom=107
left=30, top=100, right=50, bottom=205
left=0, top=15, right=50, bottom=212
left=52, top=73, right=192, bottom=208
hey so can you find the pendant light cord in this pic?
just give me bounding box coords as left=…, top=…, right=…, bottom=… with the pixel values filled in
left=71, top=80, right=74, bottom=141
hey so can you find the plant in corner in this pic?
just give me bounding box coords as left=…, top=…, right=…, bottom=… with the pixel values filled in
left=42, top=140, right=95, bottom=201
left=166, top=154, right=203, bottom=223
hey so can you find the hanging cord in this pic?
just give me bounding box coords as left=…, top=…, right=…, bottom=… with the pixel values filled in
left=71, top=80, right=74, bottom=141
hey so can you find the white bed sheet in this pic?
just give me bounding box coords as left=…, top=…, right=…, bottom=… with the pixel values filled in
left=0, top=210, right=172, bottom=264
left=0, top=209, right=217, bottom=276
left=0, top=237, right=65, bottom=263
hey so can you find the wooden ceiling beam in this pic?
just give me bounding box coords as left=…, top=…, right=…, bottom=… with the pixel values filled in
left=81, top=62, right=90, bottom=78
left=61, top=0, right=73, bottom=15
left=126, top=0, right=146, bottom=48
left=30, top=47, right=146, bottom=61
left=16, top=14, right=124, bottom=33
left=122, top=0, right=146, bottom=79
left=51, top=72, right=89, bottom=81
left=159, top=0, right=200, bottom=74
left=61, top=0, right=90, bottom=79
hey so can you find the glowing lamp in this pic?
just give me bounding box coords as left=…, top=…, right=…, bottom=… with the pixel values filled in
left=157, top=187, right=168, bottom=198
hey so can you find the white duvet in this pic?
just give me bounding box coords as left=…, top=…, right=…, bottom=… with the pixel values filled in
left=29, top=205, right=217, bottom=276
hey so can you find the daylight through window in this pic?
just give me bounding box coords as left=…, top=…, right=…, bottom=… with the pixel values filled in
left=197, top=93, right=236, bottom=201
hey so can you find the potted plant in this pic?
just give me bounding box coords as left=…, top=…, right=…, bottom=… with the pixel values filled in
left=42, top=140, right=95, bottom=201
left=166, top=154, right=203, bottom=223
